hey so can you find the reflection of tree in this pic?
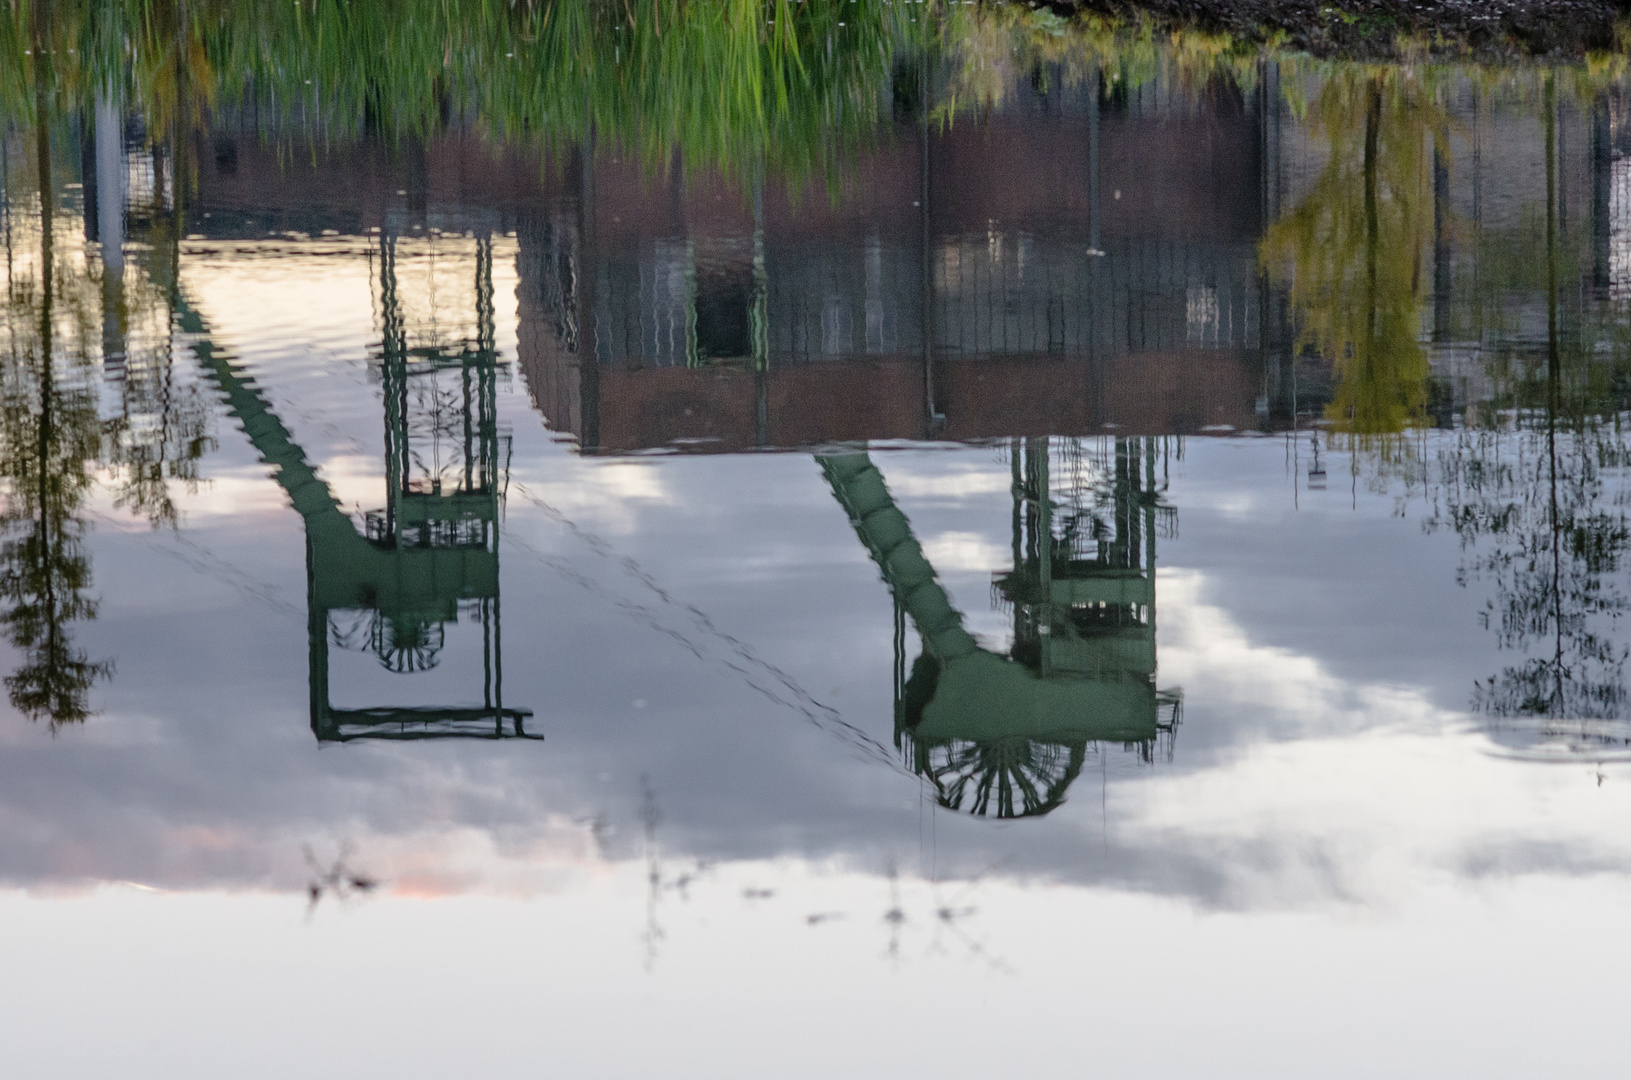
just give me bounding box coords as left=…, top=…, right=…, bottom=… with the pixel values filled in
left=936, top=5, right=1262, bottom=121
left=0, top=51, right=110, bottom=727
left=1261, top=67, right=1446, bottom=444
left=0, top=17, right=213, bottom=726
left=1425, top=76, right=1631, bottom=721
left=1432, top=425, right=1631, bottom=719
left=101, top=224, right=215, bottom=529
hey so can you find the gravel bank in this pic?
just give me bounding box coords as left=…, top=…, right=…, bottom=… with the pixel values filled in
left=1068, top=0, right=1625, bottom=60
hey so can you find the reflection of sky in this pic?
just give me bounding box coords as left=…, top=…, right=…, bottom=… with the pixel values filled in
left=0, top=53, right=1625, bottom=1080
left=4, top=232, right=1631, bottom=1078
left=6, top=871, right=1631, bottom=1078
left=0, top=242, right=1625, bottom=913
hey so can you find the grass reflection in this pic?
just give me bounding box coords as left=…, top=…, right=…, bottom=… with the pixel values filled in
left=1, top=0, right=900, bottom=181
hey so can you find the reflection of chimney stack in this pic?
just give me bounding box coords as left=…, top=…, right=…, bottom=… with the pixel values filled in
left=94, top=94, right=125, bottom=276
left=95, top=92, right=127, bottom=389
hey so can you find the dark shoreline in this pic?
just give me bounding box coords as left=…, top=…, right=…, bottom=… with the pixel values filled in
left=1064, top=0, right=1626, bottom=60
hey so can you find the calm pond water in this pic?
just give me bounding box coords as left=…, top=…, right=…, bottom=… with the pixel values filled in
left=4, top=4, right=1631, bottom=1076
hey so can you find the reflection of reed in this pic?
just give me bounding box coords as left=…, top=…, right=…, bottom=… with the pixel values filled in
left=636, top=777, right=713, bottom=971
left=2, top=0, right=896, bottom=182
left=871, top=857, right=1010, bottom=971
left=925, top=869, right=1011, bottom=975
left=640, top=776, right=665, bottom=970
left=617, top=778, right=1015, bottom=971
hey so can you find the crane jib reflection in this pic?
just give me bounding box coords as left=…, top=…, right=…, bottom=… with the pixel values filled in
left=823, top=436, right=1181, bottom=820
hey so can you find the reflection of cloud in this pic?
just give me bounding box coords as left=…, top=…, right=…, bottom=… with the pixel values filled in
left=358, top=822, right=612, bottom=898
left=511, top=462, right=673, bottom=537
left=588, top=462, right=672, bottom=503
left=882, top=467, right=1011, bottom=501
left=1106, top=567, right=1631, bottom=907
left=1159, top=567, right=1451, bottom=738
left=921, top=531, right=1008, bottom=573
left=8, top=399, right=1631, bottom=914
left=1116, top=726, right=1631, bottom=907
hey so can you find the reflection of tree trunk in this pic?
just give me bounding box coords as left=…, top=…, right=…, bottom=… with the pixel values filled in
left=1361, top=79, right=1380, bottom=408
left=577, top=121, right=599, bottom=452
left=1593, top=92, right=1612, bottom=291
left=1545, top=73, right=1562, bottom=715
left=920, top=55, right=937, bottom=437
left=1432, top=145, right=1450, bottom=342
left=33, top=4, right=58, bottom=695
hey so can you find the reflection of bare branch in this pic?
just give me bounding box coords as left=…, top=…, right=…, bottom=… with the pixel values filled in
left=575, top=811, right=614, bottom=859
left=925, top=862, right=1014, bottom=975
left=1428, top=425, right=1631, bottom=720
left=302, top=842, right=380, bottom=919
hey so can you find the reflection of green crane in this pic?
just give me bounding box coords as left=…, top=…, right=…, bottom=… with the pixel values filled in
left=821, top=437, right=1178, bottom=818
left=182, top=236, right=534, bottom=742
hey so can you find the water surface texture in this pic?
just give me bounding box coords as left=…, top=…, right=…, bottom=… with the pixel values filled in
left=4, top=4, right=1631, bottom=1076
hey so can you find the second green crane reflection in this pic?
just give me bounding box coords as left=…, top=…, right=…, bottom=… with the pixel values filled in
left=824, top=436, right=1181, bottom=820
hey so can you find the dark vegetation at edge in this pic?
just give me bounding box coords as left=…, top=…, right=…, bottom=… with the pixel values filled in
left=1054, top=0, right=1629, bottom=60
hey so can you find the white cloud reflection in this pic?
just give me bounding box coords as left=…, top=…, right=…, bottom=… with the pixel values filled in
left=1, top=239, right=1626, bottom=942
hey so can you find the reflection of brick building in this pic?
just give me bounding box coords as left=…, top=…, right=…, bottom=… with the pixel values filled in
left=191, top=71, right=1277, bottom=448
left=188, top=64, right=1624, bottom=446
left=517, top=71, right=1274, bottom=451
left=188, top=129, right=558, bottom=236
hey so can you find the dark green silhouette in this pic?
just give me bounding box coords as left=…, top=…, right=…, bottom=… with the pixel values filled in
left=822, top=436, right=1179, bottom=819
left=184, top=237, right=532, bottom=742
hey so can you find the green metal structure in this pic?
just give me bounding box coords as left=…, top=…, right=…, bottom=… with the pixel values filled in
left=821, top=436, right=1178, bottom=818
left=184, top=236, right=534, bottom=742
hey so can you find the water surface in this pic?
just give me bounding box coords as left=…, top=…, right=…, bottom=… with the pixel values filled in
left=3, top=4, right=1631, bottom=1076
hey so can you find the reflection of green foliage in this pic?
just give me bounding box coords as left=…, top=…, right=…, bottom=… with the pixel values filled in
left=934, top=6, right=1265, bottom=122
left=2, top=0, right=899, bottom=181
left=1262, top=67, right=1447, bottom=445
left=8, top=1, right=1306, bottom=181
left=0, top=10, right=212, bottom=727
left=100, top=212, right=216, bottom=529
left=0, top=98, right=111, bottom=728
